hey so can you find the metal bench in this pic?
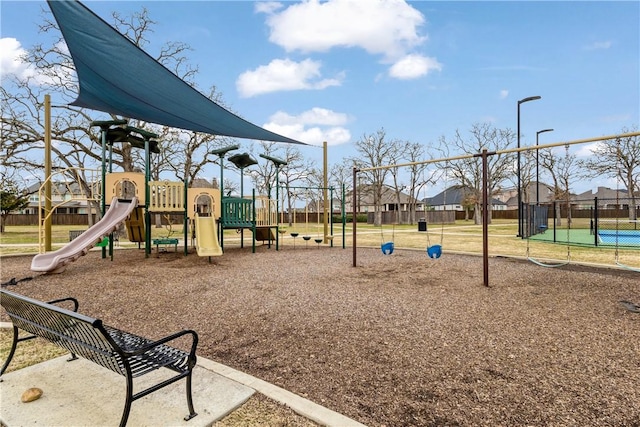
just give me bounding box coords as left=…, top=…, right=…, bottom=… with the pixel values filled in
left=0, top=289, right=198, bottom=427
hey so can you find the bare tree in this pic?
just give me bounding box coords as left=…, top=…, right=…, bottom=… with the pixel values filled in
left=404, top=142, right=429, bottom=225
left=439, top=123, right=515, bottom=224
left=247, top=143, right=317, bottom=226
left=539, top=146, right=579, bottom=226
left=351, top=128, right=398, bottom=226
left=1, top=6, right=229, bottom=220
left=388, top=140, right=409, bottom=224
left=329, top=159, right=356, bottom=216
left=580, top=128, right=639, bottom=220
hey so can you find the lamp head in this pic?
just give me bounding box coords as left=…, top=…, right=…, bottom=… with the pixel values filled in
left=518, top=95, right=541, bottom=105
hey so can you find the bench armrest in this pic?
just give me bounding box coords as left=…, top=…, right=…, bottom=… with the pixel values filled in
left=125, top=329, right=199, bottom=358
left=46, top=297, right=79, bottom=312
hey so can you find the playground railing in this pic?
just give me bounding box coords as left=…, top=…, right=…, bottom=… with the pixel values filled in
left=221, top=197, right=253, bottom=228
left=220, top=196, right=277, bottom=228
left=148, top=180, right=185, bottom=212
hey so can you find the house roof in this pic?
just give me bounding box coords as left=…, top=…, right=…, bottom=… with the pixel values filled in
left=575, top=186, right=629, bottom=200
left=425, top=185, right=505, bottom=206
left=352, top=185, right=420, bottom=205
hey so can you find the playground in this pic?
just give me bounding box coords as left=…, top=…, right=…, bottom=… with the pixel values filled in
left=2, top=2, right=638, bottom=425
left=1, top=246, right=638, bottom=427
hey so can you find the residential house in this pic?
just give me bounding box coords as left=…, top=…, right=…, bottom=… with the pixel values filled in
left=574, top=186, right=631, bottom=209
left=20, top=181, right=96, bottom=215
left=425, top=185, right=507, bottom=211
left=343, top=184, right=424, bottom=214
left=500, top=182, right=555, bottom=210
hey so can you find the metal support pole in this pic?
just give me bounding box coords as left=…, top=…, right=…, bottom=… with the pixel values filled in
left=145, top=138, right=151, bottom=257
left=481, top=149, right=492, bottom=287
left=44, top=95, right=52, bottom=252
left=474, top=149, right=494, bottom=287
left=517, top=95, right=541, bottom=237
left=100, top=128, right=107, bottom=259
left=184, top=176, right=188, bottom=256
left=342, top=184, right=346, bottom=249
left=352, top=167, right=358, bottom=267
left=275, top=166, right=280, bottom=250
left=323, top=141, right=329, bottom=243
left=535, top=128, right=554, bottom=206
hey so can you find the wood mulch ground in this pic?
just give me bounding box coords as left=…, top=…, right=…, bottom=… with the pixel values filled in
left=1, top=246, right=639, bottom=426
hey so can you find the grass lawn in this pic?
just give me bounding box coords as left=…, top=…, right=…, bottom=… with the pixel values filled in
left=2, top=220, right=638, bottom=269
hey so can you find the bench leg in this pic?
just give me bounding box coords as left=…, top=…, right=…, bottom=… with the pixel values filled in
left=119, top=374, right=134, bottom=427
left=0, top=326, right=19, bottom=378
left=184, top=370, right=197, bottom=421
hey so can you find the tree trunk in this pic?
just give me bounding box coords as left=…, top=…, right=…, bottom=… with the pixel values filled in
left=473, top=202, right=481, bottom=225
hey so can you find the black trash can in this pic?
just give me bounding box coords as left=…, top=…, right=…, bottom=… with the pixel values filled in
left=418, top=218, right=427, bottom=232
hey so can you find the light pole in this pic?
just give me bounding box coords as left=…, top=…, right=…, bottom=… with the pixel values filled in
left=535, top=128, right=554, bottom=205
left=517, top=95, right=541, bottom=237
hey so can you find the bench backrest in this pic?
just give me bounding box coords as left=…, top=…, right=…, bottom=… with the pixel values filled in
left=0, top=290, right=125, bottom=375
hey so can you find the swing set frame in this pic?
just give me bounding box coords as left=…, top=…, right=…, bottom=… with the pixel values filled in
left=351, top=131, right=640, bottom=287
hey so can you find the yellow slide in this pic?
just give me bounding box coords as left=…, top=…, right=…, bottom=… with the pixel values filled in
left=194, top=213, right=223, bottom=257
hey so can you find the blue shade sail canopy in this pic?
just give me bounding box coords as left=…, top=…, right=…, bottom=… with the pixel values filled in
left=47, top=0, right=306, bottom=145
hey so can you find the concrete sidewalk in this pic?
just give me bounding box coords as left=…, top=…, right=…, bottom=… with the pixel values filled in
left=0, top=354, right=367, bottom=427
left=0, top=356, right=253, bottom=426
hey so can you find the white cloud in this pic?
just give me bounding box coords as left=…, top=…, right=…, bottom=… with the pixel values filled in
left=254, top=2, right=283, bottom=15
left=499, top=89, right=509, bottom=99
left=263, top=108, right=352, bottom=146
left=236, top=58, right=343, bottom=98
left=260, top=0, right=427, bottom=61
left=0, top=37, right=73, bottom=87
left=388, top=54, right=442, bottom=79
left=0, top=37, right=35, bottom=81
left=575, top=142, right=601, bottom=158
left=583, top=40, right=612, bottom=51
left=251, top=0, right=440, bottom=88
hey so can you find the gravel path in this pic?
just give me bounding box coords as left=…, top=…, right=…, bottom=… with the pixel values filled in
left=1, top=246, right=639, bottom=426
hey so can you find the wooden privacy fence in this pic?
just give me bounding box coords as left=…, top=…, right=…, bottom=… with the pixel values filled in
left=369, top=210, right=456, bottom=225
left=3, top=213, right=184, bottom=226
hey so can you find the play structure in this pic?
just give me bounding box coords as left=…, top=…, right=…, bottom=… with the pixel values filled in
left=30, top=164, right=226, bottom=273
left=31, top=1, right=340, bottom=273
left=32, top=124, right=297, bottom=273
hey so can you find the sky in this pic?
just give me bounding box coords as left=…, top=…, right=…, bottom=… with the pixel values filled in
left=1, top=0, right=639, bottom=195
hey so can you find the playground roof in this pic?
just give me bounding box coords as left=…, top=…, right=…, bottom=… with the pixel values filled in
left=47, top=0, right=306, bottom=145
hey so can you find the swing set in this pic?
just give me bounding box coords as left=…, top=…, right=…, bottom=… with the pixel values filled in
left=378, top=165, right=447, bottom=259
left=281, top=185, right=335, bottom=249
left=352, top=130, right=640, bottom=286
left=425, top=166, right=449, bottom=259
